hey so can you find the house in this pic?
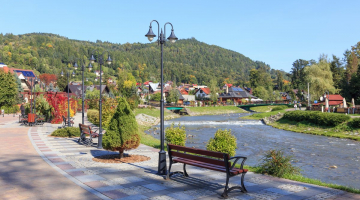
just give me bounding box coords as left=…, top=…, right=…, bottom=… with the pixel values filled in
left=9, top=68, right=38, bottom=93
left=149, top=82, right=160, bottom=93
left=64, top=84, right=110, bottom=98
left=280, top=92, right=292, bottom=101
left=94, top=70, right=103, bottom=77
left=218, top=87, right=257, bottom=103
left=194, top=88, right=211, bottom=99
left=312, top=94, right=344, bottom=107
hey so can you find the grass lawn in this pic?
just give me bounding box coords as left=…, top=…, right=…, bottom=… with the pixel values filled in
left=187, top=106, right=247, bottom=116
left=134, top=107, right=178, bottom=120
left=249, top=105, right=276, bottom=112
left=270, top=118, right=360, bottom=141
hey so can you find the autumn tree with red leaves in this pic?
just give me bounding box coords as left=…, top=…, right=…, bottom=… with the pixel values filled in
left=39, top=74, right=57, bottom=87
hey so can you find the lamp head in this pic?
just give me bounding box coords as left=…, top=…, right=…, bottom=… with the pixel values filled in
left=88, top=63, right=93, bottom=72
left=73, top=62, right=78, bottom=70
left=145, top=26, right=156, bottom=42
left=90, top=54, right=95, bottom=64
left=106, top=55, right=112, bottom=65
left=72, top=71, right=75, bottom=77
left=167, top=29, right=178, bottom=43
left=61, top=71, right=64, bottom=77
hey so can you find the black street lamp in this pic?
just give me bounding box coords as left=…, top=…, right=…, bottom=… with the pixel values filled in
left=30, top=77, right=38, bottom=114
left=61, top=67, right=76, bottom=127
left=74, top=60, right=92, bottom=125
left=89, top=51, right=112, bottom=149
left=145, top=20, right=178, bottom=175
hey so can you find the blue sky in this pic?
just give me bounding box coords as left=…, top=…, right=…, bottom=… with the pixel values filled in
left=2, top=0, right=360, bottom=72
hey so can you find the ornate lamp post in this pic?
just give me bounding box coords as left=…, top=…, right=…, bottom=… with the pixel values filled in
left=145, top=20, right=178, bottom=175
left=323, top=91, right=330, bottom=113
left=89, top=51, right=112, bottom=149
left=61, top=67, right=76, bottom=127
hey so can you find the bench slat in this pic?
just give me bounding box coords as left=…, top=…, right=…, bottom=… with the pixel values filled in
left=169, top=144, right=226, bottom=159
left=171, top=151, right=227, bottom=167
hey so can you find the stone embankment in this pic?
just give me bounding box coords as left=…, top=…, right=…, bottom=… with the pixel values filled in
left=135, top=112, right=179, bottom=126
left=262, top=112, right=284, bottom=125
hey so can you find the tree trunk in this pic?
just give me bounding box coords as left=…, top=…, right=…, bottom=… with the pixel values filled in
left=119, top=149, right=124, bottom=159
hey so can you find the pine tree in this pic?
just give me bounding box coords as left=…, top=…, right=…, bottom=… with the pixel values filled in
left=0, top=70, right=18, bottom=107
left=102, top=97, right=140, bottom=158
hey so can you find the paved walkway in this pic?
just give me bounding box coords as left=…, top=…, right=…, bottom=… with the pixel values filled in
left=1, top=114, right=360, bottom=200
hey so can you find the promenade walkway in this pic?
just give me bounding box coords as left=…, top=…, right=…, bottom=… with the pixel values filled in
left=1, top=114, right=359, bottom=199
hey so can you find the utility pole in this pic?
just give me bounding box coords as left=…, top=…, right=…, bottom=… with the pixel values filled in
left=308, top=82, right=310, bottom=110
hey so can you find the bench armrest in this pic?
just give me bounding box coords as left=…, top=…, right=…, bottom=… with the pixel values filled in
left=229, top=156, right=247, bottom=170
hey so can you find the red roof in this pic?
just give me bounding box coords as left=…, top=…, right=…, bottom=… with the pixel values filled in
left=327, top=94, right=344, bottom=101
left=226, top=84, right=232, bottom=87
left=180, top=89, right=188, bottom=95
left=201, top=88, right=210, bottom=95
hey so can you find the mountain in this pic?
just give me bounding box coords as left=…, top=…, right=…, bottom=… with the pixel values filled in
left=0, top=33, right=282, bottom=86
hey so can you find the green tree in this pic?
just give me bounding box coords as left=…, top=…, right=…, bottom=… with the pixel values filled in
left=330, top=55, right=344, bottom=89
left=253, top=86, right=269, bottom=100
left=209, top=78, right=219, bottom=103
left=304, top=58, right=336, bottom=101
left=0, top=70, right=18, bottom=107
left=276, top=71, right=284, bottom=91
left=167, top=89, right=179, bottom=104
left=291, top=59, right=309, bottom=89
left=56, top=74, right=67, bottom=91
left=151, top=92, right=161, bottom=101
left=102, top=97, right=140, bottom=158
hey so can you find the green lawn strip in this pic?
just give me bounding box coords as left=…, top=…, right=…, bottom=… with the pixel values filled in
left=270, top=119, right=360, bottom=141
left=187, top=106, right=247, bottom=116
left=249, top=106, right=276, bottom=113
left=241, top=109, right=288, bottom=120
left=282, top=174, right=360, bottom=194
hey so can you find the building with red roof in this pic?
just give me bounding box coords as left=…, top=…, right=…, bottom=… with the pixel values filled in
left=194, top=87, right=211, bottom=99
left=312, top=94, right=344, bottom=106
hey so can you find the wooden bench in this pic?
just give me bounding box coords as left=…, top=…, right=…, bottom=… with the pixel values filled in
left=78, top=124, right=99, bottom=146
left=62, top=116, right=74, bottom=127
left=167, top=144, right=248, bottom=198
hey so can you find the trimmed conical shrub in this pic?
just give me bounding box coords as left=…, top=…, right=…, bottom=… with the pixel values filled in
left=102, top=97, right=140, bottom=158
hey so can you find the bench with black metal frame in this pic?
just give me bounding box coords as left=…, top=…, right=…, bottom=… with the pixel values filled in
left=167, top=144, right=248, bottom=198
left=19, top=114, right=28, bottom=125
left=78, top=123, right=99, bottom=146
left=35, top=115, right=45, bottom=126
left=62, top=116, right=74, bottom=127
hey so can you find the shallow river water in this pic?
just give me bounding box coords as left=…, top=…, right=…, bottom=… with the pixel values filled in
left=147, top=113, right=360, bottom=189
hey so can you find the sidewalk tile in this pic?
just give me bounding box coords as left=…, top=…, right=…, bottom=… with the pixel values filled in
left=75, top=174, right=105, bottom=182
left=116, top=194, right=148, bottom=200
left=96, top=185, right=125, bottom=192
left=101, top=190, right=128, bottom=199
left=84, top=181, right=108, bottom=188
left=142, top=183, right=168, bottom=191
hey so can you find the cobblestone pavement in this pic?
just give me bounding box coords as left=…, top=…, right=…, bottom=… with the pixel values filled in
left=1, top=114, right=360, bottom=199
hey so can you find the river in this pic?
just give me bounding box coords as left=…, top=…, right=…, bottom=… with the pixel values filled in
left=147, top=113, right=360, bottom=189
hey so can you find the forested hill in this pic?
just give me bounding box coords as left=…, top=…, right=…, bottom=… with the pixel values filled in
left=0, top=33, right=281, bottom=85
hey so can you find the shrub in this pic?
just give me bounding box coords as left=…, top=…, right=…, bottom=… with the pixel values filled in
left=102, top=97, right=140, bottom=158
left=349, top=118, right=360, bottom=128
left=258, top=149, right=300, bottom=177
left=165, top=123, right=186, bottom=146
left=87, top=109, right=99, bottom=125
left=271, top=105, right=288, bottom=111
left=206, top=129, right=237, bottom=157
left=283, top=111, right=350, bottom=126
left=51, top=127, right=80, bottom=137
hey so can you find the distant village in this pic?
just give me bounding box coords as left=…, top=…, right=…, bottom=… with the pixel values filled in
left=0, top=62, right=348, bottom=109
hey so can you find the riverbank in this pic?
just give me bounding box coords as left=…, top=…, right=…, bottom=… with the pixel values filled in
left=186, top=105, right=247, bottom=116
left=269, top=118, right=360, bottom=141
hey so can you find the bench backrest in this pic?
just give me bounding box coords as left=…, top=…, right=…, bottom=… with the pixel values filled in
left=79, top=124, right=92, bottom=135
left=168, top=144, right=230, bottom=167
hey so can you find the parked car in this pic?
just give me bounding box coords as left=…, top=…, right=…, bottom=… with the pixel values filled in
left=183, top=101, right=190, bottom=106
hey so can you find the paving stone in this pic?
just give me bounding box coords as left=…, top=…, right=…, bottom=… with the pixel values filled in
left=148, top=195, right=177, bottom=200
left=118, top=186, right=153, bottom=195
left=116, top=194, right=148, bottom=200
left=84, top=181, right=108, bottom=188
left=167, top=191, right=196, bottom=200
left=75, top=174, right=105, bottom=182
left=95, top=185, right=125, bottom=192
left=56, top=164, right=75, bottom=170
left=247, top=189, right=283, bottom=200
left=142, top=183, right=168, bottom=191
left=304, top=189, right=344, bottom=200
left=66, top=171, right=86, bottom=176
left=101, top=190, right=128, bottom=199
left=265, top=187, right=294, bottom=195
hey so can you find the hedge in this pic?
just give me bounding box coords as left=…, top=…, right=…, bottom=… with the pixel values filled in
left=349, top=118, right=360, bottom=128
left=51, top=127, right=80, bottom=137
left=283, top=111, right=350, bottom=126
left=87, top=109, right=99, bottom=125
